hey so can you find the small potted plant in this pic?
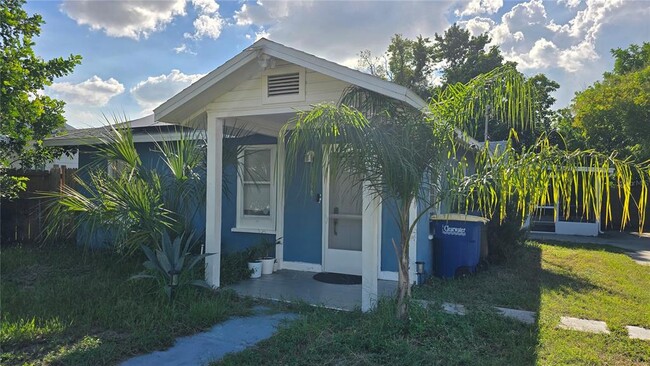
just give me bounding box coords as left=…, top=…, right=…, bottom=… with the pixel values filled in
left=246, top=246, right=262, bottom=279
left=259, top=237, right=276, bottom=275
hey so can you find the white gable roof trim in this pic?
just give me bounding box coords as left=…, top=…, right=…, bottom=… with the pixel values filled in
left=154, top=49, right=259, bottom=122
left=154, top=38, right=480, bottom=147
left=258, top=39, right=427, bottom=110
left=154, top=38, right=428, bottom=123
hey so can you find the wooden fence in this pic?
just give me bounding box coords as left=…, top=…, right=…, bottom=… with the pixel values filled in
left=1, top=167, right=77, bottom=245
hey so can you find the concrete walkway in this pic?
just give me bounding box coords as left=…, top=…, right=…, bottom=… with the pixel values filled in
left=529, top=231, right=650, bottom=265
left=120, top=307, right=297, bottom=366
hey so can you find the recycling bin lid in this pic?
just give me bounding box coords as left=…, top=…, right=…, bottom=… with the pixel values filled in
left=430, top=213, right=489, bottom=223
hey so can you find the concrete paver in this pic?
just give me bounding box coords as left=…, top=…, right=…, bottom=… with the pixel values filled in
left=442, top=302, right=466, bottom=315
left=558, top=316, right=610, bottom=334
left=626, top=326, right=650, bottom=340
left=495, top=307, right=536, bottom=325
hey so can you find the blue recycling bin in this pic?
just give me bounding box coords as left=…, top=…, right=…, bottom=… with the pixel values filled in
left=430, top=214, right=488, bottom=279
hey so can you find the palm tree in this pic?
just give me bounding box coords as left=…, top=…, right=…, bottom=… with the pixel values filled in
left=283, top=65, right=649, bottom=319
left=42, top=116, right=251, bottom=254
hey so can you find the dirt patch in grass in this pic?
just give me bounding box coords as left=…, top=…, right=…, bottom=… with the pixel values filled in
left=6, top=264, right=52, bottom=288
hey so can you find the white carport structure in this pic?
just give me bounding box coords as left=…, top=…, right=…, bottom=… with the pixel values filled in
left=154, top=38, right=430, bottom=312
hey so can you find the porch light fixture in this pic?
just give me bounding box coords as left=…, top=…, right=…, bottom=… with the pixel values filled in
left=415, top=261, right=425, bottom=285
left=304, top=150, right=315, bottom=163
left=169, top=269, right=180, bottom=287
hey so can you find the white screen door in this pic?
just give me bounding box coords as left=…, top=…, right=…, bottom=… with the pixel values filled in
left=324, top=169, right=362, bottom=275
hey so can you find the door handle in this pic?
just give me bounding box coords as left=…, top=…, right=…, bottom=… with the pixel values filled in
left=333, top=219, right=338, bottom=235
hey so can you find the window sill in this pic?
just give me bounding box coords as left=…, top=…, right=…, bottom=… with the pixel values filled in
left=231, top=227, right=277, bottom=235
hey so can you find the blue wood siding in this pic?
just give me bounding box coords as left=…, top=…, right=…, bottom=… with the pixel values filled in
left=380, top=199, right=400, bottom=272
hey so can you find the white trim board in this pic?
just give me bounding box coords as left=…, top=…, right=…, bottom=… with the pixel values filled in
left=44, top=131, right=195, bottom=147
left=379, top=271, right=398, bottom=281
left=282, top=261, right=322, bottom=273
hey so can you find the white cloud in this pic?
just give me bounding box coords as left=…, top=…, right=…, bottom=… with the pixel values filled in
left=49, top=76, right=125, bottom=106
left=555, top=0, right=624, bottom=40
left=455, top=0, right=504, bottom=17
left=61, top=0, right=224, bottom=41
left=173, top=43, right=197, bottom=55
left=460, top=17, right=495, bottom=36
left=191, top=0, right=219, bottom=14
left=234, top=1, right=288, bottom=26
left=61, top=0, right=187, bottom=40
left=130, top=70, right=205, bottom=112
left=558, top=0, right=582, bottom=8
left=184, top=0, right=224, bottom=40
left=233, top=1, right=452, bottom=65
left=457, top=0, right=630, bottom=72
left=185, top=13, right=224, bottom=40
left=558, top=40, right=598, bottom=71
left=505, top=38, right=560, bottom=70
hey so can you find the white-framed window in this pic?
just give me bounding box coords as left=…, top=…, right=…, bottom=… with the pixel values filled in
left=235, top=145, right=277, bottom=232
left=262, top=66, right=305, bottom=104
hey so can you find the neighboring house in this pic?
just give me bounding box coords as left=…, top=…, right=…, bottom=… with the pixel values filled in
left=525, top=167, right=611, bottom=237
left=152, top=38, right=468, bottom=311
left=5, top=123, right=79, bottom=171
left=44, top=124, right=79, bottom=170
left=45, top=115, right=194, bottom=175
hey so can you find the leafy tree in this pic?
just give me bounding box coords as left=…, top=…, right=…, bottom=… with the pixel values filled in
left=0, top=0, right=81, bottom=196
left=611, top=42, right=650, bottom=75
left=431, top=23, right=505, bottom=85
left=572, top=46, right=650, bottom=162
left=386, top=34, right=433, bottom=98
left=356, top=49, right=389, bottom=80
left=365, top=25, right=561, bottom=146
left=553, top=107, right=586, bottom=150
left=502, top=73, right=561, bottom=147
left=284, top=65, right=648, bottom=320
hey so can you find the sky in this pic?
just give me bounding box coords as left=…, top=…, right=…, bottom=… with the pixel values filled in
left=25, top=0, right=650, bottom=128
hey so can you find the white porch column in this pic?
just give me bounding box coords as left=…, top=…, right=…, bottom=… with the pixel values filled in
left=205, top=113, right=224, bottom=288
left=361, top=182, right=381, bottom=312
left=408, top=199, right=418, bottom=285
left=274, top=135, right=286, bottom=269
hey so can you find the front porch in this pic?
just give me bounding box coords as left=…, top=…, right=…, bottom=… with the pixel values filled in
left=228, top=270, right=398, bottom=311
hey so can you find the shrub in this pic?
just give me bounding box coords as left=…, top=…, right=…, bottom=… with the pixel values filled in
left=487, top=200, right=528, bottom=263
left=131, top=231, right=213, bottom=301
left=220, top=250, right=253, bottom=286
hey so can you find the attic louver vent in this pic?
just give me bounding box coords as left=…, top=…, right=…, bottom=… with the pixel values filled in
left=267, top=72, right=300, bottom=97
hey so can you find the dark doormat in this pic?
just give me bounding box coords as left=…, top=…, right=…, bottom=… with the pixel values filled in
left=313, top=272, right=362, bottom=285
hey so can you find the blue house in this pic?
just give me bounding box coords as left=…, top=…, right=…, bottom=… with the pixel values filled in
left=150, top=38, right=486, bottom=311
left=49, top=39, right=480, bottom=311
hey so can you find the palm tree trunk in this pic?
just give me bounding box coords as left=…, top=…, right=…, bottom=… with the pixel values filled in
left=396, top=201, right=412, bottom=319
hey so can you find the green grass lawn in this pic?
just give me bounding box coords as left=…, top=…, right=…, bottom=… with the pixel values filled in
left=217, top=241, right=650, bottom=366
left=2, top=241, right=648, bottom=365
left=0, top=244, right=251, bottom=366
